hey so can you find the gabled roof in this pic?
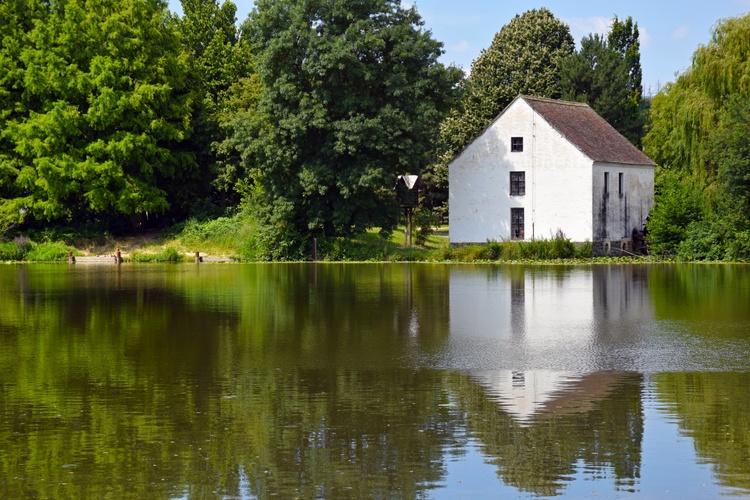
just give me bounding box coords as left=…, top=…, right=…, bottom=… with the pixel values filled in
left=452, top=95, right=656, bottom=167
left=521, top=95, right=656, bottom=166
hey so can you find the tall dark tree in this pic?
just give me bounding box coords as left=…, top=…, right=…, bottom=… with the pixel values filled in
left=245, top=0, right=462, bottom=259
left=424, top=8, right=574, bottom=211
left=560, top=16, right=645, bottom=146
left=0, top=0, right=195, bottom=231
left=176, top=0, right=255, bottom=210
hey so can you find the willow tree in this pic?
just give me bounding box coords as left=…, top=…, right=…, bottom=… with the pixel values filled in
left=644, top=13, right=750, bottom=258
left=0, top=0, right=195, bottom=230
left=245, top=0, right=462, bottom=259
left=644, top=13, right=750, bottom=177
left=424, top=8, right=574, bottom=210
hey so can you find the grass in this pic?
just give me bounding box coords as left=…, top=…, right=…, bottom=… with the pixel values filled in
left=2, top=216, right=658, bottom=264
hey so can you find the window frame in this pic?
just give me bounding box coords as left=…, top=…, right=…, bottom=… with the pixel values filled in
left=510, top=137, right=523, bottom=152
left=604, top=172, right=610, bottom=195
left=511, top=208, right=524, bottom=240
left=618, top=172, right=624, bottom=195
left=510, top=171, right=526, bottom=196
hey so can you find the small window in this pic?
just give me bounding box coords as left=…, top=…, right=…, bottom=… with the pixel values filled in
left=618, top=172, right=624, bottom=195
left=511, top=208, right=524, bottom=240
left=604, top=172, right=609, bottom=195
left=510, top=171, right=525, bottom=196
left=511, top=137, right=523, bottom=152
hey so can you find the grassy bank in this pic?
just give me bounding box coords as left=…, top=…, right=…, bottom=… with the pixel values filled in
left=0, top=213, right=661, bottom=264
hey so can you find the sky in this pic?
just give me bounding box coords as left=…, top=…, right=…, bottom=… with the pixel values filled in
left=168, top=0, right=750, bottom=95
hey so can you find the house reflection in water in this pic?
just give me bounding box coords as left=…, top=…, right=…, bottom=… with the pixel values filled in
left=447, top=265, right=653, bottom=371
left=446, top=265, right=649, bottom=495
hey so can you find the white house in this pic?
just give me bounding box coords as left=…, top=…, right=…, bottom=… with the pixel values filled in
left=448, top=95, right=656, bottom=255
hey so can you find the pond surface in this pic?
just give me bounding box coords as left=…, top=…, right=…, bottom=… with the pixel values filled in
left=0, top=263, right=749, bottom=498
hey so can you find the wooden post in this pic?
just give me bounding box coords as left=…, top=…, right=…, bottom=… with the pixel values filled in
left=404, top=208, right=413, bottom=247
left=312, top=237, right=317, bottom=262
left=67, top=251, right=75, bottom=263
left=115, top=248, right=122, bottom=264
left=195, top=251, right=202, bottom=263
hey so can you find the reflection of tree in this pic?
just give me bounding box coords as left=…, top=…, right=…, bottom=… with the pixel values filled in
left=648, top=264, right=750, bottom=332
left=654, top=372, right=750, bottom=492
left=449, top=372, right=644, bottom=496
left=0, top=264, right=454, bottom=498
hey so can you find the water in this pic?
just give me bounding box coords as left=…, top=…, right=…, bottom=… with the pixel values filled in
left=0, top=263, right=749, bottom=498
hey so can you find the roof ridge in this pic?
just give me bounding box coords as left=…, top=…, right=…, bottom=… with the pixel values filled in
left=520, top=95, right=589, bottom=107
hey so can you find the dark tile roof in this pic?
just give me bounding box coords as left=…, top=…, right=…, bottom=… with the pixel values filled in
left=521, top=95, right=656, bottom=166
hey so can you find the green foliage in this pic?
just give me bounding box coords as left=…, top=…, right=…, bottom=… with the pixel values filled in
left=175, top=0, right=257, bottom=207
left=0, top=236, right=72, bottom=261
left=646, top=170, right=707, bottom=256
left=0, top=236, right=31, bottom=261
left=431, top=232, right=577, bottom=262
left=155, top=247, right=184, bottom=262
left=244, top=0, right=462, bottom=260
left=129, top=246, right=184, bottom=263
left=560, top=16, right=645, bottom=146
left=0, top=0, right=196, bottom=230
left=25, top=241, right=72, bottom=262
left=426, top=8, right=574, bottom=210
left=414, top=208, right=440, bottom=246
left=643, top=13, right=750, bottom=261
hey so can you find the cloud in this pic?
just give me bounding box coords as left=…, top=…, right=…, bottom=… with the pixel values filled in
left=564, top=16, right=611, bottom=40
left=672, top=25, right=690, bottom=39
left=639, top=26, right=652, bottom=48
left=452, top=40, right=470, bottom=53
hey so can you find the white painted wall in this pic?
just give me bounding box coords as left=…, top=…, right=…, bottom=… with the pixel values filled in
left=449, top=99, right=594, bottom=244
left=448, top=98, right=656, bottom=245
left=591, top=163, right=654, bottom=244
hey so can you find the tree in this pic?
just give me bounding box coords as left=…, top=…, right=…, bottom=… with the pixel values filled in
left=0, top=0, right=48, bottom=232
left=425, top=8, right=574, bottom=211
left=560, top=16, right=644, bottom=146
left=0, top=0, right=195, bottom=230
left=643, top=13, right=750, bottom=259
left=175, top=0, right=256, bottom=210
left=245, top=0, right=462, bottom=259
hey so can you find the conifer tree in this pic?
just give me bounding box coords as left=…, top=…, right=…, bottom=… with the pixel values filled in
left=0, top=0, right=195, bottom=229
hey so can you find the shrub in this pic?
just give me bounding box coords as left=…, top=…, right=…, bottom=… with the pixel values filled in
left=26, top=242, right=72, bottom=261
left=414, top=208, right=440, bottom=246
left=155, top=247, right=184, bottom=263
left=576, top=240, right=593, bottom=258
left=0, top=240, right=27, bottom=260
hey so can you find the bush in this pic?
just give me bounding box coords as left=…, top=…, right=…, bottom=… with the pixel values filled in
left=576, top=240, right=593, bottom=258
left=0, top=238, right=29, bottom=260
left=0, top=237, right=72, bottom=261
left=413, top=208, right=440, bottom=246
left=155, top=247, right=184, bottom=262
left=647, top=171, right=707, bottom=256
left=726, top=231, right=750, bottom=261
left=26, top=241, right=72, bottom=261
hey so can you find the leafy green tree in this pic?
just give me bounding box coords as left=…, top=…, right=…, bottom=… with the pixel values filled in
left=0, top=0, right=195, bottom=231
left=425, top=8, right=574, bottom=211
left=245, top=0, right=462, bottom=259
left=560, top=16, right=644, bottom=146
left=643, top=13, right=750, bottom=259
left=0, top=0, right=47, bottom=233
left=176, top=0, right=256, bottom=210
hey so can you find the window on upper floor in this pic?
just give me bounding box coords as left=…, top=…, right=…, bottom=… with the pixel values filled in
left=511, top=137, right=523, bottom=152
left=619, top=172, right=624, bottom=195
left=510, top=171, right=525, bottom=196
